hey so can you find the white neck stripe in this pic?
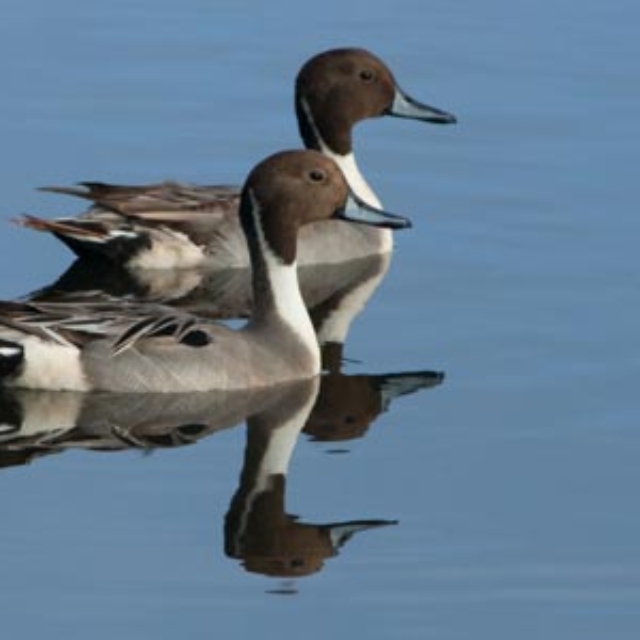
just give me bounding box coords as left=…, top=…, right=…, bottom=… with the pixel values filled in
left=248, top=194, right=320, bottom=370
left=299, top=98, right=383, bottom=209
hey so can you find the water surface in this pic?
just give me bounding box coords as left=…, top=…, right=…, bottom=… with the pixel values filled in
left=0, top=0, right=639, bottom=638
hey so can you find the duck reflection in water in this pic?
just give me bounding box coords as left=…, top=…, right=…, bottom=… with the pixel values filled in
left=0, top=355, right=443, bottom=582
left=0, top=357, right=443, bottom=458
left=223, top=377, right=396, bottom=580
left=307, top=343, right=444, bottom=442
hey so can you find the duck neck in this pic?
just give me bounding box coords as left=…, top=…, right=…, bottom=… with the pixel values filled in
left=297, top=97, right=383, bottom=210
left=242, top=192, right=320, bottom=373
left=323, top=148, right=382, bottom=210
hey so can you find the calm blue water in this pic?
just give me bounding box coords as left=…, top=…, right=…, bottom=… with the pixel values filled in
left=1, top=0, right=639, bottom=638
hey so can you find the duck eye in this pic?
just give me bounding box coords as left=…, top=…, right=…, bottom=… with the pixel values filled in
left=309, top=169, right=325, bottom=182
left=359, top=69, right=375, bottom=83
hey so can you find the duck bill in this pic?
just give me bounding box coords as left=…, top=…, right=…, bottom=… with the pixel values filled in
left=386, top=86, right=457, bottom=124
left=327, top=519, right=399, bottom=549
left=336, top=193, right=412, bottom=230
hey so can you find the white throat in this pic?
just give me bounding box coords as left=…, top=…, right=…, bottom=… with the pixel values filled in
left=323, top=149, right=381, bottom=208
left=299, top=98, right=383, bottom=209
left=324, top=150, right=392, bottom=254
left=300, top=98, right=392, bottom=254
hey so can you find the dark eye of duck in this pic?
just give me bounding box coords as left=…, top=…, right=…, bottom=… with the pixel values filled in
left=359, top=69, right=375, bottom=83
left=308, top=169, right=326, bottom=183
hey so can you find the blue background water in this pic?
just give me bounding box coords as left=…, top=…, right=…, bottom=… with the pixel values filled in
left=1, top=0, right=639, bottom=638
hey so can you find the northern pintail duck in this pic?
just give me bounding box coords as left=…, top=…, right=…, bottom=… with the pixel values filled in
left=0, top=150, right=410, bottom=392
left=18, top=47, right=453, bottom=270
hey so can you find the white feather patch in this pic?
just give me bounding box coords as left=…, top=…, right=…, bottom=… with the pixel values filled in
left=129, top=229, right=206, bottom=269
left=0, top=345, right=21, bottom=358
left=73, top=229, right=138, bottom=243
left=13, top=336, right=90, bottom=391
